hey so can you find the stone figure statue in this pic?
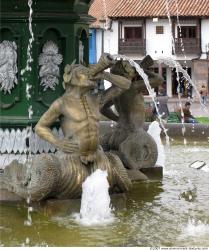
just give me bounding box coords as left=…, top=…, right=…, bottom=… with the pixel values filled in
left=35, top=53, right=131, bottom=164
left=100, top=56, right=163, bottom=179
left=1, top=53, right=132, bottom=201
left=0, top=53, right=163, bottom=202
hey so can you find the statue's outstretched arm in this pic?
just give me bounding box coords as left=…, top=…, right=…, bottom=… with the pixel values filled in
left=99, top=72, right=131, bottom=121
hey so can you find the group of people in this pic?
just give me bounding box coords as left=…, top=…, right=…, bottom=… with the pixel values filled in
left=154, top=84, right=208, bottom=124
left=177, top=84, right=208, bottom=124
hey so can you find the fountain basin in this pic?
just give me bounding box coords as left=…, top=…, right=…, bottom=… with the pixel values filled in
left=1, top=140, right=209, bottom=247
left=100, top=121, right=209, bottom=141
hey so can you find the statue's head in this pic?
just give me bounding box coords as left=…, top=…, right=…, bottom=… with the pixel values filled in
left=110, top=60, right=136, bottom=80
left=63, top=61, right=95, bottom=90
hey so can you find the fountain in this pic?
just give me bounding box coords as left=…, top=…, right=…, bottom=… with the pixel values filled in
left=0, top=52, right=163, bottom=201
left=73, top=169, right=115, bottom=226
left=1, top=0, right=209, bottom=247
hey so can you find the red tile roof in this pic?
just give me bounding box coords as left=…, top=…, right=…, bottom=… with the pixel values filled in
left=89, top=0, right=120, bottom=27
left=89, top=0, right=209, bottom=26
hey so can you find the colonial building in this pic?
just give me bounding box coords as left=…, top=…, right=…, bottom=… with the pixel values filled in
left=89, top=0, right=209, bottom=97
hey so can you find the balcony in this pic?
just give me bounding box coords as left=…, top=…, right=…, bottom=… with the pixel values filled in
left=174, top=38, right=201, bottom=55
left=119, top=38, right=146, bottom=55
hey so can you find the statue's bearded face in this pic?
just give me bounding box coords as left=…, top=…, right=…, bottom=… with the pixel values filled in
left=70, top=65, right=95, bottom=88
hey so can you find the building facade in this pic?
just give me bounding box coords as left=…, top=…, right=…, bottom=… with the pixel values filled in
left=89, top=0, right=209, bottom=97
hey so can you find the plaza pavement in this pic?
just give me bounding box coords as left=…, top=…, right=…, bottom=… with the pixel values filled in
left=144, top=96, right=209, bottom=117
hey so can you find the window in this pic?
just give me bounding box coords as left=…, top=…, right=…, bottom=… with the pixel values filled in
left=178, top=26, right=196, bottom=38
left=124, top=27, right=142, bottom=40
left=156, top=26, right=164, bottom=34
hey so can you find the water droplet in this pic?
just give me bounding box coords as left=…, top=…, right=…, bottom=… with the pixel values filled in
left=24, top=220, right=32, bottom=226
left=28, top=207, right=33, bottom=212
left=26, top=237, right=30, bottom=244
left=27, top=197, right=30, bottom=204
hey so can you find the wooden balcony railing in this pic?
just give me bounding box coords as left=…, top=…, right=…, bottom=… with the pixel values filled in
left=119, top=38, right=146, bottom=55
left=174, top=38, right=201, bottom=55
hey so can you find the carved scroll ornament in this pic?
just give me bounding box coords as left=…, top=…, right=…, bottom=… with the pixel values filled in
left=38, top=41, right=63, bottom=91
left=0, top=41, right=18, bottom=94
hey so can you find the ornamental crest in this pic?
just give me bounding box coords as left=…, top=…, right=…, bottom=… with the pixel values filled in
left=39, top=41, right=63, bottom=91
left=0, top=41, right=18, bottom=94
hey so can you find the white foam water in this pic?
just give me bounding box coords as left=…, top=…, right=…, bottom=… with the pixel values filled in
left=147, top=121, right=165, bottom=167
left=201, top=164, right=209, bottom=173
left=157, top=57, right=209, bottom=115
left=73, top=169, right=114, bottom=226
left=180, top=218, right=209, bottom=238
left=184, top=148, right=209, bottom=153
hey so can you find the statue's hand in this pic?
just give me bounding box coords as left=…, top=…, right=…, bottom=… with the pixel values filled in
left=56, top=138, right=79, bottom=153
left=89, top=72, right=105, bottom=81
left=102, top=53, right=116, bottom=66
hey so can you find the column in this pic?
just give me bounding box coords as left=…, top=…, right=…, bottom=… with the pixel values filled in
left=166, top=67, right=172, bottom=97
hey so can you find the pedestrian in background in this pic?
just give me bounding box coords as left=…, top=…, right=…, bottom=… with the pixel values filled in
left=199, top=85, right=208, bottom=105
left=178, top=102, right=198, bottom=123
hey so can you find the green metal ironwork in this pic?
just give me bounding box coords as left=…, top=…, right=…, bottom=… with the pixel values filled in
left=0, top=0, right=93, bottom=128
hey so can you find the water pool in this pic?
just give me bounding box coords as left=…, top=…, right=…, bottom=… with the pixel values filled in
left=0, top=141, right=209, bottom=247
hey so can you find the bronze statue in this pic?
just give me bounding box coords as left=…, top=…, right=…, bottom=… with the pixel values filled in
left=0, top=54, right=163, bottom=202
left=1, top=54, right=132, bottom=201
left=35, top=53, right=131, bottom=165
left=100, top=56, right=163, bottom=179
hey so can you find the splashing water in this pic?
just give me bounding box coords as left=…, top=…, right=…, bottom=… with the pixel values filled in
left=157, top=57, right=209, bottom=115
left=174, top=0, right=188, bottom=68
left=21, top=0, right=34, bottom=75
left=180, top=218, right=209, bottom=238
left=147, top=121, right=165, bottom=167
left=20, top=0, right=35, bottom=228
left=73, top=169, right=114, bottom=226
left=112, top=54, right=170, bottom=145
left=165, top=0, right=188, bottom=138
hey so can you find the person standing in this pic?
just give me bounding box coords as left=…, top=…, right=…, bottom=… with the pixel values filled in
left=199, top=85, right=208, bottom=105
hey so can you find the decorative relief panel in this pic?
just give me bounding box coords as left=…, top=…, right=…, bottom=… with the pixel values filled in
left=0, top=127, right=63, bottom=155
left=0, top=40, right=18, bottom=94
left=38, top=41, right=63, bottom=91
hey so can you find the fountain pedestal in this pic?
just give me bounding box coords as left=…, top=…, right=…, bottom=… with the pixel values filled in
left=1, top=0, right=93, bottom=129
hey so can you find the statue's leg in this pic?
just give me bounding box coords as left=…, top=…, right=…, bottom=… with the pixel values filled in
left=89, top=149, right=132, bottom=193
left=119, top=129, right=158, bottom=170
left=105, top=152, right=132, bottom=192
left=0, top=159, right=28, bottom=199
left=55, top=153, right=89, bottom=199
left=0, top=154, right=61, bottom=201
